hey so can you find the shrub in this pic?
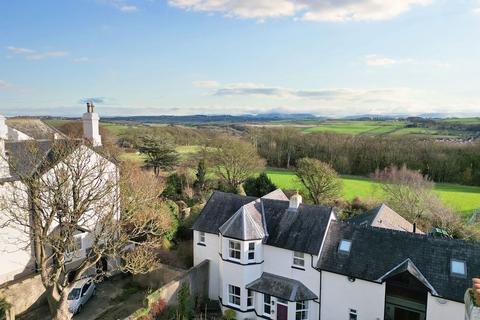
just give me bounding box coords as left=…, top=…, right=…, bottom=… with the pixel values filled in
left=151, top=298, right=167, bottom=318
left=243, top=172, right=277, bottom=197
left=223, top=309, right=236, bottom=320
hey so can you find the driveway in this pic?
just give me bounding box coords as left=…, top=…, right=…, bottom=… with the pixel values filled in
left=74, top=274, right=146, bottom=320
left=19, top=274, right=146, bottom=320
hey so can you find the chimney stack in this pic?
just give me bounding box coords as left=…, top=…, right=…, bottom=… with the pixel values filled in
left=82, top=102, right=102, bottom=147
left=289, top=191, right=302, bottom=211
left=0, top=115, right=11, bottom=178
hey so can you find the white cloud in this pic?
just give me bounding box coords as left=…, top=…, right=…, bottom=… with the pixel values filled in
left=205, top=82, right=414, bottom=106
left=365, top=54, right=450, bottom=69
left=168, top=0, right=431, bottom=21
left=119, top=5, right=138, bottom=12
left=300, top=0, right=432, bottom=22
left=169, top=0, right=299, bottom=19
left=73, top=57, right=90, bottom=63
left=473, top=7, right=480, bottom=15
left=102, top=0, right=138, bottom=12
left=0, top=80, right=11, bottom=91
left=193, top=80, right=220, bottom=88
left=6, top=46, right=69, bottom=61
left=6, top=46, right=35, bottom=54
left=27, top=51, right=69, bottom=60
left=365, top=54, right=399, bottom=66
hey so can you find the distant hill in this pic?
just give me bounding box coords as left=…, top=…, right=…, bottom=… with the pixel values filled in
left=102, top=113, right=322, bottom=124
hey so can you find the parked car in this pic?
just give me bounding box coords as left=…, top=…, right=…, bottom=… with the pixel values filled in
left=68, top=277, right=96, bottom=314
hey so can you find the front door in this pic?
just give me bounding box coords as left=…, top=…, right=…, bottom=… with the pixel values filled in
left=277, top=303, right=288, bottom=320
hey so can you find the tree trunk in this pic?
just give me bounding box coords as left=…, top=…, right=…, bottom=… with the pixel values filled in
left=46, top=286, right=72, bottom=320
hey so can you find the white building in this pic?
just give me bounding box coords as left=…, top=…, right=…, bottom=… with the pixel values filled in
left=0, top=104, right=116, bottom=285
left=193, top=190, right=473, bottom=320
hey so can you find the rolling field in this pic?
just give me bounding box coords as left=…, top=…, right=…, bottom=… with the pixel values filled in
left=265, top=169, right=480, bottom=217
left=263, top=119, right=470, bottom=138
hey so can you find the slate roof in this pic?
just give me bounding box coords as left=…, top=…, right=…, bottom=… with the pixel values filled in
left=317, top=221, right=480, bottom=302
left=6, top=119, right=66, bottom=140
left=193, top=191, right=333, bottom=255
left=262, top=198, right=332, bottom=255
left=348, top=204, right=423, bottom=234
left=5, top=140, right=82, bottom=180
left=218, top=200, right=266, bottom=240
left=192, top=192, right=257, bottom=234
left=246, top=272, right=317, bottom=301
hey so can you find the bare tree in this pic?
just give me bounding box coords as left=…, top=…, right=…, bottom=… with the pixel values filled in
left=210, top=136, right=265, bottom=193
left=0, top=141, right=171, bottom=320
left=295, top=158, right=343, bottom=205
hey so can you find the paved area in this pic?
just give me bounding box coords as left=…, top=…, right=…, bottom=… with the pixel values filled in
left=74, top=274, right=145, bottom=320
left=18, top=274, right=146, bottom=320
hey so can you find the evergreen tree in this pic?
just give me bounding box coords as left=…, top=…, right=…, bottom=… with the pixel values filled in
left=243, top=172, right=277, bottom=197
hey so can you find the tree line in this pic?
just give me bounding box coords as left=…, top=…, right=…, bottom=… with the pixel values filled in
left=248, top=128, right=480, bottom=186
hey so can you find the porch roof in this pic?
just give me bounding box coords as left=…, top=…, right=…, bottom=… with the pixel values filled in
left=246, top=272, right=317, bottom=302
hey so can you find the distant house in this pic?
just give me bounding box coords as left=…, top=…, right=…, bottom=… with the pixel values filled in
left=193, top=190, right=477, bottom=320
left=0, top=105, right=118, bottom=284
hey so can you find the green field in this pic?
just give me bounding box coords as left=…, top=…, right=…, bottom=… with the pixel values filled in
left=265, top=169, right=480, bottom=217
left=262, top=119, right=473, bottom=138
left=120, top=145, right=202, bottom=163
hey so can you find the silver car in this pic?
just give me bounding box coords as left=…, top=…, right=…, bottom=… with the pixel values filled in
left=68, top=277, right=96, bottom=314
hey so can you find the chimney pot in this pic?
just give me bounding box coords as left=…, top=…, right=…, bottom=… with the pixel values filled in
left=289, top=191, right=302, bottom=211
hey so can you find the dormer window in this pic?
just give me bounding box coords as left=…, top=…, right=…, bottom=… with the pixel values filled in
left=451, top=259, right=466, bottom=276
left=229, top=240, right=241, bottom=260
left=293, top=251, right=305, bottom=268
left=339, top=239, right=352, bottom=254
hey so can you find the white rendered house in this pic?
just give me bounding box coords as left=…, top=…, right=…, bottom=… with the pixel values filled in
left=193, top=190, right=475, bottom=320
left=0, top=104, right=117, bottom=284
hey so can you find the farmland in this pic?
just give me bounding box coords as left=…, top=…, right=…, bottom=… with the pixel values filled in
left=257, top=119, right=467, bottom=138
left=265, top=168, right=480, bottom=218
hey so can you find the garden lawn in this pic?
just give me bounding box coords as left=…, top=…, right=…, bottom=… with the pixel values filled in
left=265, top=169, right=480, bottom=218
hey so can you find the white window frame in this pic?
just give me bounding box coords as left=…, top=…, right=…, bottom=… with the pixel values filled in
left=293, top=251, right=305, bottom=268
left=263, top=294, right=272, bottom=317
left=199, top=231, right=206, bottom=244
left=349, top=309, right=358, bottom=320
left=228, top=285, right=241, bottom=307
left=296, top=301, right=308, bottom=320
left=339, top=239, right=352, bottom=253
left=451, top=259, right=466, bottom=276
left=247, top=289, right=254, bottom=308
left=229, top=240, right=241, bottom=260
left=248, top=242, right=255, bottom=261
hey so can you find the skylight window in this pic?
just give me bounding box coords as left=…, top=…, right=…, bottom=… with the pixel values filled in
left=339, top=239, right=352, bottom=253
left=451, top=259, right=466, bottom=276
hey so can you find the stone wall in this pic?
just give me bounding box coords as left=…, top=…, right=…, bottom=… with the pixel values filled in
left=0, top=273, right=46, bottom=319
left=129, top=260, right=209, bottom=319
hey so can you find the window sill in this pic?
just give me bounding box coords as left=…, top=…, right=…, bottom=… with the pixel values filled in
left=197, top=242, right=206, bottom=247
left=292, top=265, right=305, bottom=271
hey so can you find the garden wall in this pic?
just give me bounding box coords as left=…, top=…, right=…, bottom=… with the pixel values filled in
left=0, top=273, right=46, bottom=320
left=130, top=260, right=209, bottom=319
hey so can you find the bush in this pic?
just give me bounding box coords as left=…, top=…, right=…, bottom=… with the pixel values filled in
left=150, top=298, right=167, bottom=318
left=243, top=172, right=277, bottom=197
left=223, top=309, right=236, bottom=320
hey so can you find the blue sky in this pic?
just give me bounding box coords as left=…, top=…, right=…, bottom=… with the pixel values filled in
left=1, top=0, right=480, bottom=117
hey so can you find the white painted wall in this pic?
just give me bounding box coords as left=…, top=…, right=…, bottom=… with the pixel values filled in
left=193, top=231, right=221, bottom=300
left=0, top=145, right=119, bottom=284
left=0, top=181, right=34, bottom=284
left=321, top=271, right=385, bottom=320
left=263, top=245, right=320, bottom=320
left=426, top=293, right=464, bottom=320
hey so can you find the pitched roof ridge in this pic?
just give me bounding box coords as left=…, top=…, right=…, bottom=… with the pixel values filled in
left=333, top=220, right=480, bottom=246
left=377, top=258, right=438, bottom=295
